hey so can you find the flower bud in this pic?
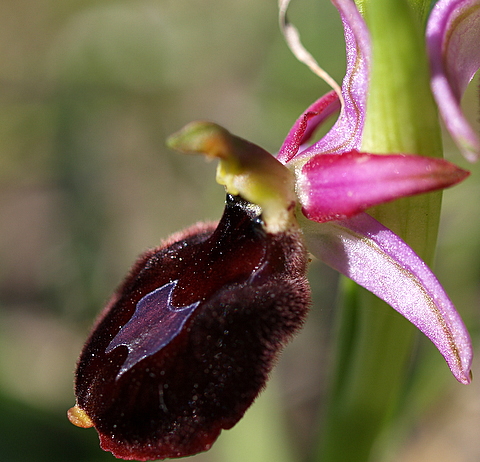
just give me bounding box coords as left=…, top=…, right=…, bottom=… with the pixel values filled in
left=69, top=194, right=310, bottom=460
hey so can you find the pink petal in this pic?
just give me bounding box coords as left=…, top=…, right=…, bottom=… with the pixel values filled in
left=427, top=0, right=480, bottom=161
left=301, top=213, right=473, bottom=384
left=277, top=91, right=340, bottom=164
left=297, top=0, right=371, bottom=159
left=297, top=151, right=469, bottom=223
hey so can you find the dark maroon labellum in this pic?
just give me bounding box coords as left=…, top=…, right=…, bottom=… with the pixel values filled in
left=72, top=194, right=311, bottom=460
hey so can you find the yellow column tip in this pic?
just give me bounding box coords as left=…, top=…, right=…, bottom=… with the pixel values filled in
left=67, top=405, right=94, bottom=428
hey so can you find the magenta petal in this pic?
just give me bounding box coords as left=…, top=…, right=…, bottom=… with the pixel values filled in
left=298, top=0, right=371, bottom=159
left=297, top=151, right=469, bottom=223
left=427, top=0, right=480, bottom=161
left=302, top=213, right=473, bottom=384
left=277, top=91, right=340, bottom=164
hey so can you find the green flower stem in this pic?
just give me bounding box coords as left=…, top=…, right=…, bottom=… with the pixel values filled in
left=361, top=0, right=440, bottom=158
left=315, top=0, right=444, bottom=460
left=315, top=279, right=416, bottom=462
left=360, top=0, right=443, bottom=261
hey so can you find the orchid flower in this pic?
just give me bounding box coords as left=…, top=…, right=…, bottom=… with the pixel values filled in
left=68, top=0, right=478, bottom=460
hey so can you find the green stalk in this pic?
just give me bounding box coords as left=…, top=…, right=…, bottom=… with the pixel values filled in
left=315, top=280, right=416, bottom=462
left=315, top=0, right=443, bottom=460
left=360, top=0, right=443, bottom=261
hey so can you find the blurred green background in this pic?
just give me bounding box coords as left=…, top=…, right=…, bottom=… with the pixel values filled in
left=0, top=0, right=478, bottom=461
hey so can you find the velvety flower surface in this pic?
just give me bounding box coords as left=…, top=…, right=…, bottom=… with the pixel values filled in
left=69, top=0, right=476, bottom=459
left=69, top=194, right=310, bottom=460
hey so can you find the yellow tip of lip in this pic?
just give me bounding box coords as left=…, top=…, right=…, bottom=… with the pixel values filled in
left=67, top=405, right=94, bottom=428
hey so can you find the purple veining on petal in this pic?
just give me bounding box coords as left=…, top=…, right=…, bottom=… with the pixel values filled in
left=277, top=91, right=340, bottom=164
left=427, top=0, right=480, bottom=161
left=106, top=280, right=199, bottom=378
left=301, top=213, right=472, bottom=384
left=297, top=150, right=469, bottom=222
left=296, top=0, right=371, bottom=160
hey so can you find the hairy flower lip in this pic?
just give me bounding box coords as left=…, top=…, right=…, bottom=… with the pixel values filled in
left=70, top=0, right=479, bottom=458
left=71, top=194, right=311, bottom=460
